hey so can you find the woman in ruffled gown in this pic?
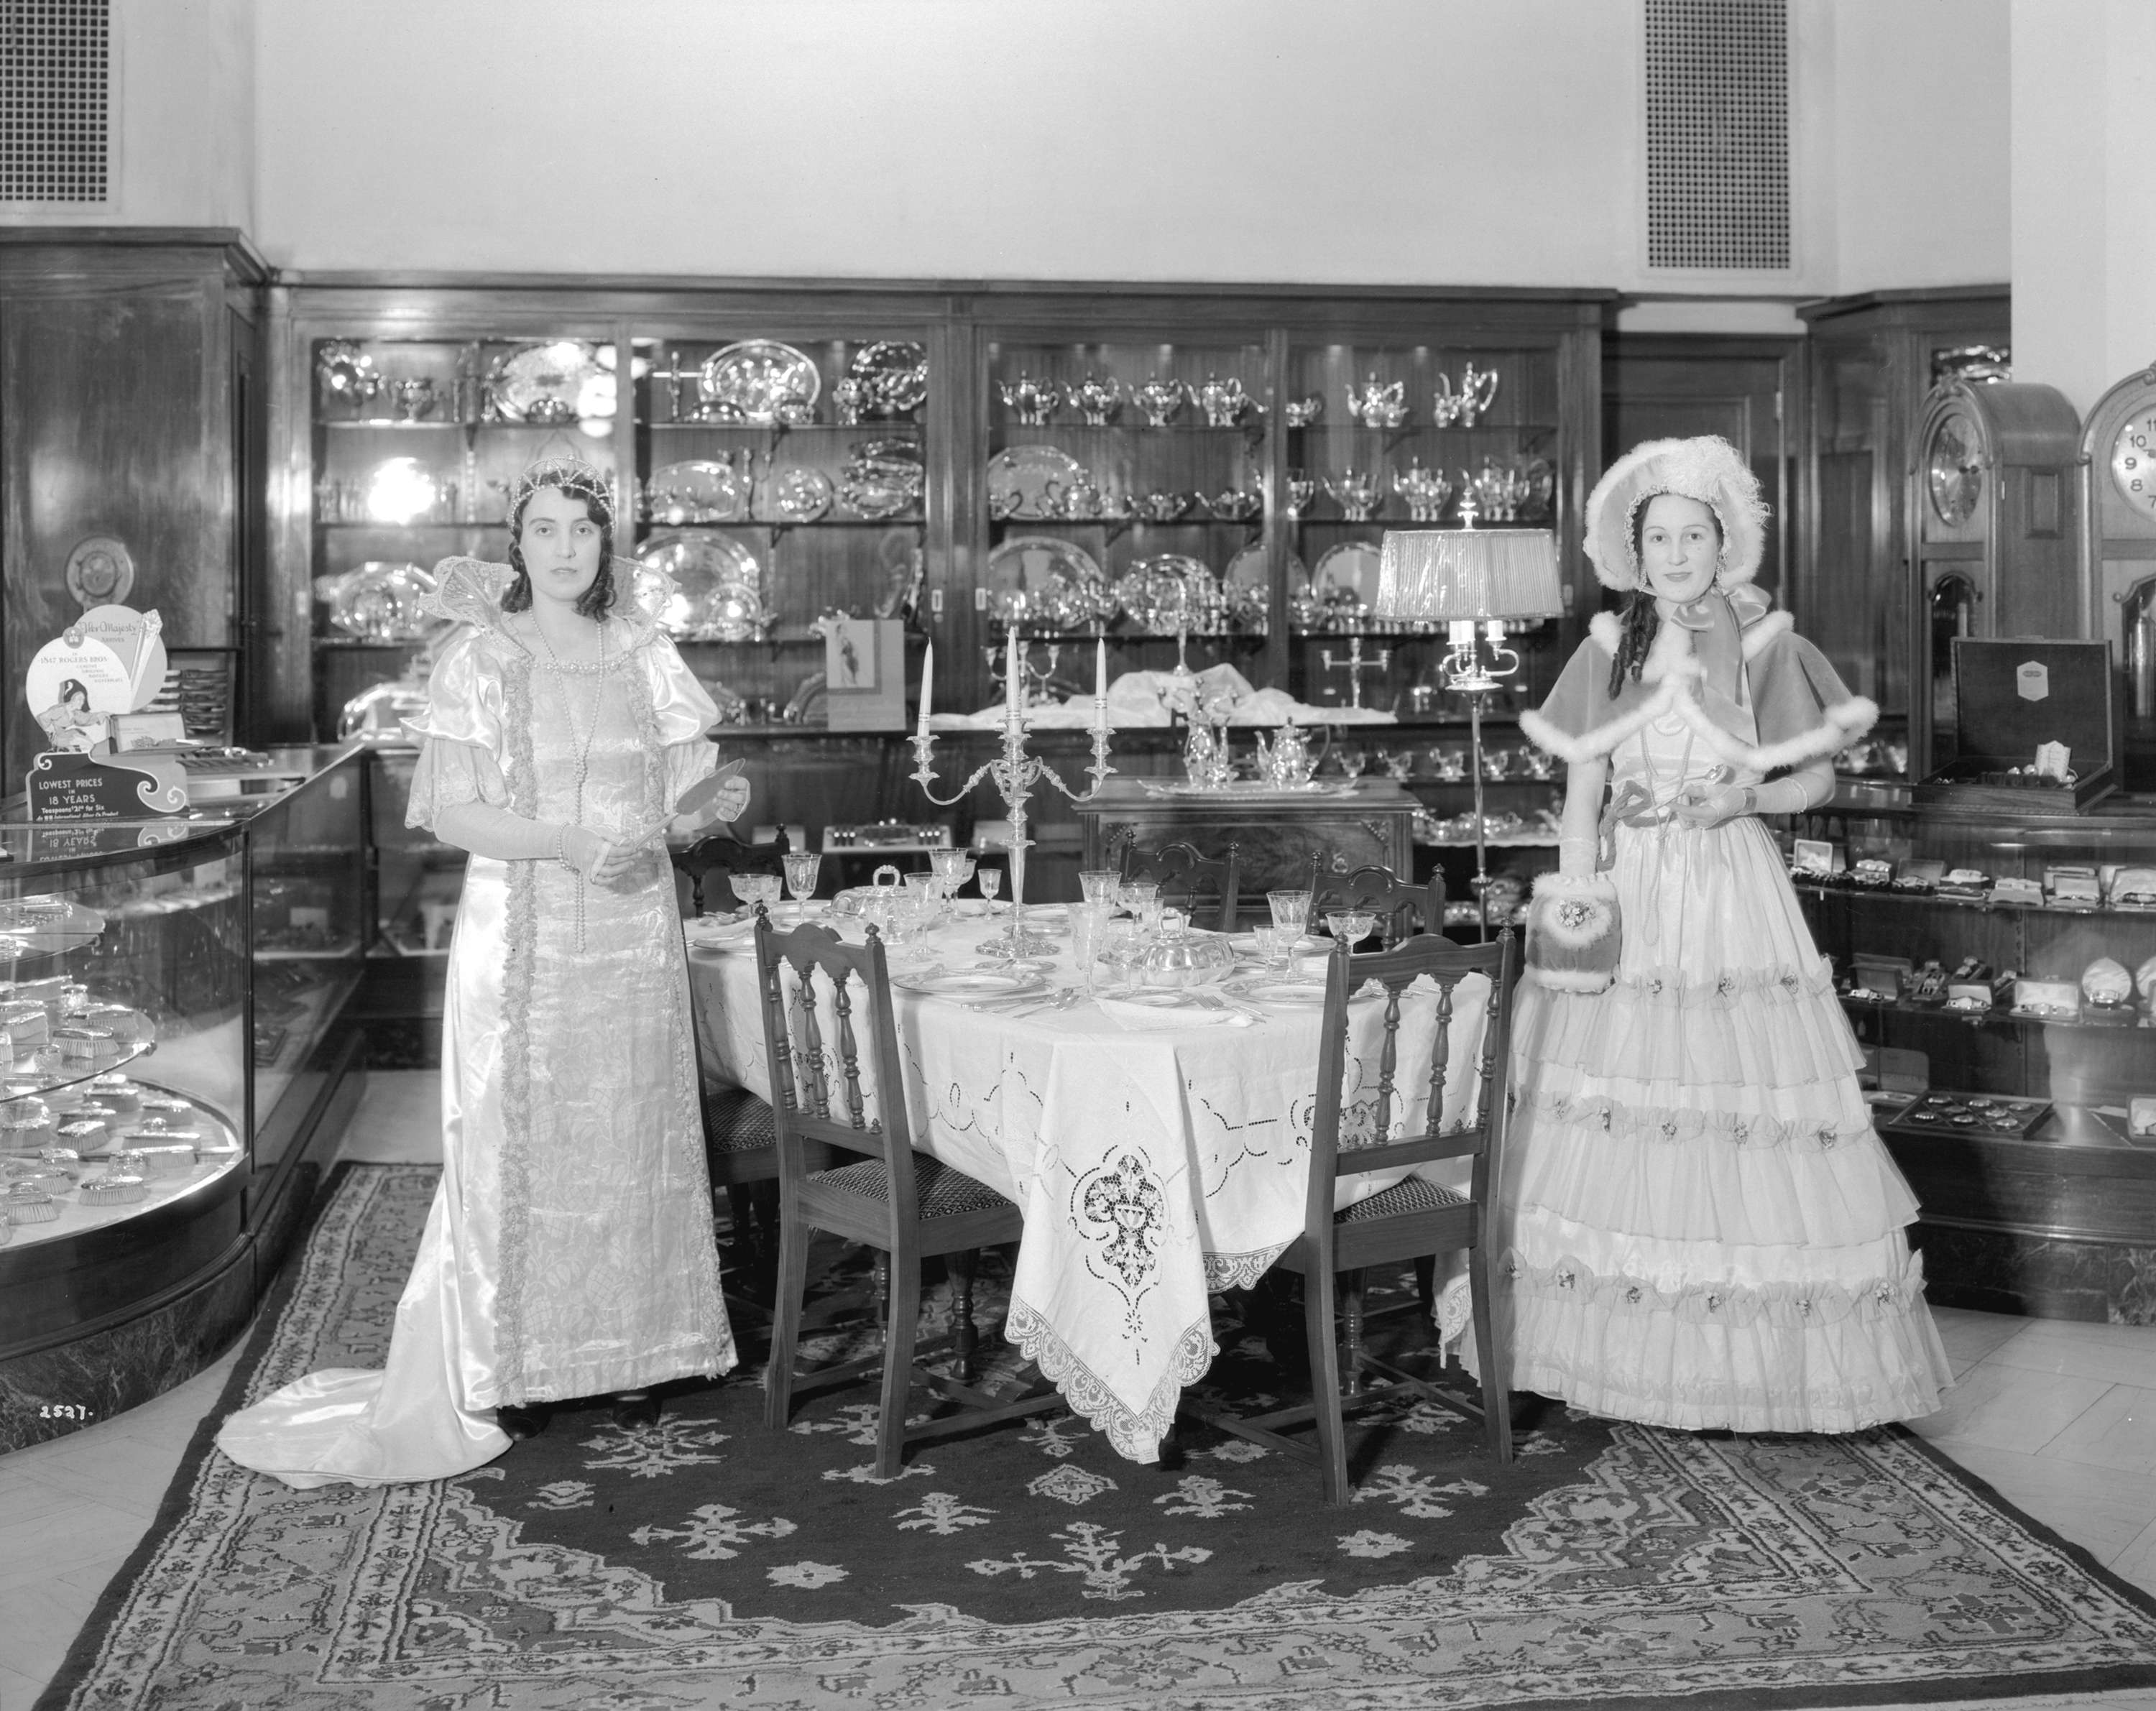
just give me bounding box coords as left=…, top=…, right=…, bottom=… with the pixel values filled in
left=1491, top=435, right=1950, bottom=1434
left=218, top=454, right=745, bottom=1486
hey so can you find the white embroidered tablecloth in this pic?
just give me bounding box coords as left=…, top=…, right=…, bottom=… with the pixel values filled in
left=688, top=907, right=1486, bottom=1462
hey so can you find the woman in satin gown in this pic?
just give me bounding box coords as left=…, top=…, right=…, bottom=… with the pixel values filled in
left=1480, top=435, right=1951, bottom=1434
left=218, top=454, right=746, bottom=1487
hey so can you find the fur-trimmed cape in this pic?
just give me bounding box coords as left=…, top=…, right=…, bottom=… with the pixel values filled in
left=1518, top=591, right=1876, bottom=776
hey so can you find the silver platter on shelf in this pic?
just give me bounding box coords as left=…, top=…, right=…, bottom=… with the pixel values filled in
left=636, top=532, right=766, bottom=641
left=493, top=341, right=601, bottom=424
left=984, top=535, right=1109, bottom=632
left=1115, top=553, right=1222, bottom=634
left=771, top=466, right=834, bottom=523
left=986, top=444, right=1084, bottom=522
left=646, top=459, right=751, bottom=525
left=849, top=341, right=929, bottom=416
left=839, top=438, right=924, bottom=519
left=699, top=341, right=820, bottom=425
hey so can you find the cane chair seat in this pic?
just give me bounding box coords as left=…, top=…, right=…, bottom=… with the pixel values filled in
left=1336, top=1175, right=1465, bottom=1222
left=813, top=1155, right=1014, bottom=1219
left=704, top=1083, right=778, bottom=1155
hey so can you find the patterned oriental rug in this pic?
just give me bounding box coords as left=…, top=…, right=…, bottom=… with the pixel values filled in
left=38, top=1164, right=2156, bottom=1711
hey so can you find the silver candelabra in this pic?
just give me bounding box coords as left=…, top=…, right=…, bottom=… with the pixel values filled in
left=911, top=702, right=1116, bottom=956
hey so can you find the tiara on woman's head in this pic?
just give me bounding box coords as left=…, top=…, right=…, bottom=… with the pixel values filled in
left=508, top=451, right=617, bottom=528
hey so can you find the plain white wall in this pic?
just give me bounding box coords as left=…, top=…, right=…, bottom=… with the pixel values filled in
left=1, top=0, right=2016, bottom=307
left=2011, top=0, right=2156, bottom=417
left=1833, top=0, right=2012, bottom=293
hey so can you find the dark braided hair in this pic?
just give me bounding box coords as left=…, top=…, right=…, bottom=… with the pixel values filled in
left=502, top=471, right=618, bottom=622
left=1606, top=492, right=1725, bottom=697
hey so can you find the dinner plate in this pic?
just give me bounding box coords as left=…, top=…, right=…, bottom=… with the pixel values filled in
left=849, top=341, right=929, bottom=415
left=686, top=916, right=755, bottom=945
left=986, top=446, right=1084, bottom=522
left=700, top=341, right=820, bottom=425
left=1104, top=987, right=1214, bottom=1010
left=647, top=460, right=750, bottom=525
left=1312, top=541, right=1383, bottom=607
left=893, top=969, right=1047, bottom=998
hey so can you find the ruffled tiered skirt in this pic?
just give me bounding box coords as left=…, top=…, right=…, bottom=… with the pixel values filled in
left=1496, top=813, right=1950, bottom=1433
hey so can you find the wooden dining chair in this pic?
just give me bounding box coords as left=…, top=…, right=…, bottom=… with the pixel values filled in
left=1308, top=859, right=1445, bottom=949
left=756, top=912, right=1061, bottom=1477
left=1185, top=930, right=1517, bottom=1503
left=1120, top=840, right=1240, bottom=932
left=672, top=832, right=786, bottom=917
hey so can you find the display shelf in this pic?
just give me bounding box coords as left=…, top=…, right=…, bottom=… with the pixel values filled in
left=635, top=517, right=922, bottom=532
left=1796, top=879, right=2156, bottom=921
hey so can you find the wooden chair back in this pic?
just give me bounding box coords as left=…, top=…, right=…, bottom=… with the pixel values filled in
left=1303, top=929, right=1515, bottom=1247
left=674, top=834, right=783, bottom=915
left=1121, top=839, right=1241, bottom=932
left=752, top=913, right=918, bottom=1230
left=1309, top=859, right=1445, bottom=949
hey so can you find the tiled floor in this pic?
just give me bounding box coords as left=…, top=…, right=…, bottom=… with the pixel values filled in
left=3, top=1070, right=2155, bottom=1710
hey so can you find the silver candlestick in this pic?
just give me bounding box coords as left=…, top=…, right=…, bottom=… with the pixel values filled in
left=911, top=704, right=1115, bottom=957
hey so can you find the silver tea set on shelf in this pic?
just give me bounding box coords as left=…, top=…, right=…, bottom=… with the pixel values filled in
left=1285, top=455, right=1551, bottom=525
left=1342, top=363, right=1501, bottom=429
left=998, top=372, right=1261, bottom=429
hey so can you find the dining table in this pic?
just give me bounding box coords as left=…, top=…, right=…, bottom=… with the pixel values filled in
left=686, top=899, right=1491, bottom=1465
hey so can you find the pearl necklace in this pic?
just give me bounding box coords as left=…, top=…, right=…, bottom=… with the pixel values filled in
left=530, top=612, right=608, bottom=951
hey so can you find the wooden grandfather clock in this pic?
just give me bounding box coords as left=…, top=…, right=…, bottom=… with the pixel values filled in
left=2081, top=360, right=2156, bottom=790
left=1907, top=379, right=2082, bottom=776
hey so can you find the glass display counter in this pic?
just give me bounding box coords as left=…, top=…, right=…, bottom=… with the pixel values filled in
left=0, top=746, right=369, bottom=1449
left=1789, top=786, right=2156, bottom=1323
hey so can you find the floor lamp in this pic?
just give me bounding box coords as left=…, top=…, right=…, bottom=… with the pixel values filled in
left=1376, top=520, right=1562, bottom=941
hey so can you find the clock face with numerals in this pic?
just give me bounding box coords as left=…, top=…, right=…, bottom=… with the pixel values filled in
left=1927, top=412, right=1984, bottom=527
left=2111, top=407, right=2156, bottom=515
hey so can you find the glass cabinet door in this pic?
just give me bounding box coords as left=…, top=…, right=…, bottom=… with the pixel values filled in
left=247, top=750, right=368, bottom=1173
left=632, top=331, right=932, bottom=726
left=982, top=335, right=1272, bottom=701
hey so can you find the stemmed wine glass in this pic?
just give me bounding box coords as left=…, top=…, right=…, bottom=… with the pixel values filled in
left=929, top=846, right=969, bottom=902
left=735, top=873, right=783, bottom=918
left=781, top=852, right=822, bottom=921
left=1324, top=909, right=1377, bottom=951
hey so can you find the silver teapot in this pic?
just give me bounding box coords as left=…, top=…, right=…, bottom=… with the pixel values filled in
left=1251, top=719, right=1327, bottom=787
left=1000, top=374, right=1064, bottom=425
left=1071, top=372, right=1123, bottom=426
left=1283, top=393, right=1325, bottom=429
left=1347, top=372, right=1409, bottom=429
left=831, top=377, right=867, bottom=425
left=1133, top=375, right=1189, bottom=428
left=1285, top=469, right=1317, bottom=517
left=1137, top=489, right=1194, bottom=523
left=1196, top=373, right=1252, bottom=428
left=1051, top=474, right=1105, bottom=520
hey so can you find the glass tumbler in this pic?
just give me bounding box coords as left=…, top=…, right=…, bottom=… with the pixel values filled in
left=1070, top=901, right=1112, bottom=995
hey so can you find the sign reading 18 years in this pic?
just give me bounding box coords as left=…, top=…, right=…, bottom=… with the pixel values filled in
left=24, top=605, right=188, bottom=824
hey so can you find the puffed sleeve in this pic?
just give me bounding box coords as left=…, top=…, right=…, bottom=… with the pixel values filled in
left=402, top=631, right=512, bottom=830
left=642, top=631, right=722, bottom=801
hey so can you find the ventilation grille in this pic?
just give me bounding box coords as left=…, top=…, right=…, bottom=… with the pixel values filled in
left=0, top=0, right=110, bottom=205
left=1644, top=0, right=1789, bottom=271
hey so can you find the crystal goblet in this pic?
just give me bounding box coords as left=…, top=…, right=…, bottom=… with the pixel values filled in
left=1267, top=889, right=1313, bottom=936
left=1078, top=869, right=1122, bottom=908
left=1325, top=909, right=1377, bottom=951
left=735, top=874, right=783, bottom=917
left=781, top=852, right=822, bottom=921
